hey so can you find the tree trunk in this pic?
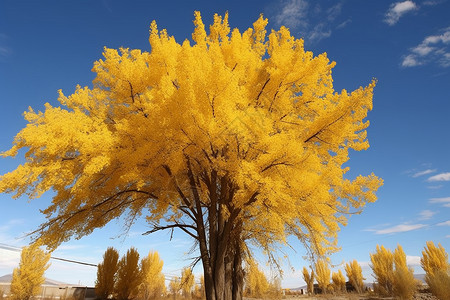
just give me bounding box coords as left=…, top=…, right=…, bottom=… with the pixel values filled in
left=195, top=172, right=246, bottom=300
left=224, top=254, right=233, bottom=300
left=201, top=243, right=244, bottom=300
left=232, top=245, right=244, bottom=300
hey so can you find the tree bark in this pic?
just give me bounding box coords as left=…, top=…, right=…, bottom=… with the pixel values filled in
left=193, top=170, right=246, bottom=300
left=232, top=244, right=244, bottom=300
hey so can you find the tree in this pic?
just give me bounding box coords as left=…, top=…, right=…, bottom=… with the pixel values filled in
left=169, top=277, right=181, bottom=300
left=245, top=260, right=269, bottom=298
left=393, top=245, right=417, bottom=300
left=140, top=251, right=166, bottom=300
left=95, top=247, right=119, bottom=300
left=0, top=11, right=382, bottom=300
left=370, top=245, right=394, bottom=296
left=192, top=275, right=205, bottom=300
left=302, top=267, right=314, bottom=295
left=115, top=247, right=142, bottom=300
left=421, top=241, right=450, bottom=300
left=331, top=270, right=346, bottom=294
left=344, top=260, right=364, bottom=293
left=315, top=259, right=331, bottom=294
left=267, top=277, right=282, bottom=299
left=180, top=268, right=195, bottom=298
left=10, top=243, right=51, bottom=300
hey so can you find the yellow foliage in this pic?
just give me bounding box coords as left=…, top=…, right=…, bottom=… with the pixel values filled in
left=421, top=241, right=449, bottom=277
left=10, top=242, right=51, bottom=300
left=344, top=259, right=365, bottom=293
left=245, top=260, right=269, bottom=298
left=95, top=247, right=119, bottom=300
left=331, top=270, right=346, bottom=294
left=169, top=277, right=181, bottom=297
left=302, top=266, right=315, bottom=295
left=115, top=247, right=141, bottom=300
left=0, top=12, right=381, bottom=270
left=315, top=259, right=331, bottom=293
left=393, top=245, right=417, bottom=299
left=370, top=245, right=394, bottom=296
left=421, top=241, right=450, bottom=300
left=180, top=267, right=195, bottom=298
left=140, top=251, right=166, bottom=300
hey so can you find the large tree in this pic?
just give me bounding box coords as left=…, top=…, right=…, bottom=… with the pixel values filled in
left=95, top=247, right=120, bottom=300
left=10, top=243, right=51, bottom=300
left=0, top=12, right=382, bottom=300
left=115, top=247, right=142, bottom=300
left=140, top=251, right=166, bottom=300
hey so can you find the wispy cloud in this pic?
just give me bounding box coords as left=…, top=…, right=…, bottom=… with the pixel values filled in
left=0, top=33, right=12, bottom=60
left=274, top=0, right=309, bottom=29
left=419, top=210, right=436, bottom=220
left=373, top=223, right=427, bottom=234
left=423, top=0, right=443, bottom=6
left=273, top=0, right=345, bottom=43
left=429, top=197, right=450, bottom=207
left=437, top=220, right=450, bottom=226
left=428, top=171, right=450, bottom=181
left=406, top=255, right=421, bottom=266
left=384, top=1, right=418, bottom=26
left=336, top=19, right=351, bottom=29
left=412, top=169, right=436, bottom=177
left=402, top=28, right=450, bottom=68
left=427, top=185, right=443, bottom=190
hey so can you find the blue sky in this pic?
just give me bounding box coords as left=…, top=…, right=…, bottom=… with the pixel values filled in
left=1, top=0, right=449, bottom=289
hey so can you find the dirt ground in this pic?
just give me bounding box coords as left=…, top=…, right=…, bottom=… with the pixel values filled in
left=273, top=291, right=440, bottom=300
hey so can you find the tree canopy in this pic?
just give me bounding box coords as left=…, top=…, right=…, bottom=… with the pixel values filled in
left=95, top=247, right=119, bottom=300
left=10, top=243, right=51, bottom=300
left=0, top=11, right=382, bottom=300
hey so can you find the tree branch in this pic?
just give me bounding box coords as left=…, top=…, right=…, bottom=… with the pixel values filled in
left=143, top=223, right=198, bottom=240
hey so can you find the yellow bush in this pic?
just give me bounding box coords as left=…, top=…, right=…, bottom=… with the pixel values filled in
left=421, top=241, right=450, bottom=300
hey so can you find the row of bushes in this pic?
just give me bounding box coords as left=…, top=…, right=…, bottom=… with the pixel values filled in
left=300, top=241, right=449, bottom=300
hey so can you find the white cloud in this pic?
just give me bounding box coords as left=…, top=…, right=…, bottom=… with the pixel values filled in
left=428, top=172, right=450, bottom=181
left=0, top=249, right=20, bottom=270
left=326, top=3, right=342, bottom=22
left=275, top=0, right=309, bottom=29
left=429, top=197, right=450, bottom=204
left=430, top=197, right=450, bottom=208
left=440, top=52, right=450, bottom=67
left=384, top=1, right=418, bottom=26
left=412, top=45, right=435, bottom=56
left=374, top=223, right=427, bottom=234
left=309, top=23, right=331, bottom=42
left=402, top=28, right=450, bottom=68
left=412, top=169, right=436, bottom=177
left=406, top=255, right=421, bottom=266
left=402, top=54, right=422, bottom=67
left=357, top=261, right=370, bottom=268
left=423, top=1, right=441, bottom=5
left=427, top=185, right=443, bottom=190
left=0, top=33, right=12, bottom=59
left=273, top=0, right=345, bottom=43
left=437, top=220, right=450, bottom=226
left=419, top=210, right=436, bottom=220
left=336, top=19, right=352, bottom=29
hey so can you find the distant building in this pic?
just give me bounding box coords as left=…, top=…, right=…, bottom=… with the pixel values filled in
left=0, top=274, right=96, bottom=300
